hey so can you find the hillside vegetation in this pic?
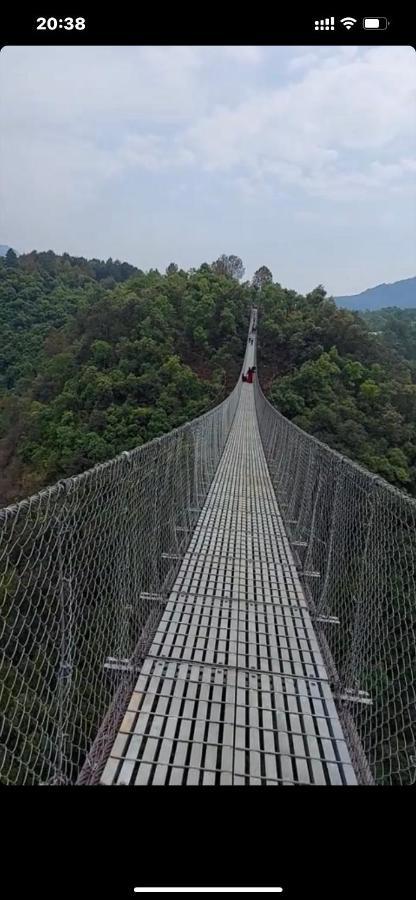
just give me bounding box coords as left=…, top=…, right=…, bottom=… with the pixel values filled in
left=256, top=283, right=416, bottom=494
left=359, top=307, right=416, bottom=365
left=0, top=252, right=249, bottom=505
left=1, top=251, right=416, bottom=505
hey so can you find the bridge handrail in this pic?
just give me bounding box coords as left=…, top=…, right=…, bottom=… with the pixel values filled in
left=255, top=376, right=416, bottom=508
left=254, top=373, right=416, bottom=785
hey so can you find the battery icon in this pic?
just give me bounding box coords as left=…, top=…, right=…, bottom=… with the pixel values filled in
left=363, top=17, right=388, bottom=29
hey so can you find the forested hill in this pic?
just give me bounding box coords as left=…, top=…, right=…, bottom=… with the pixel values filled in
left=336, top=276, right=416, bottom=310
left=1, top=251, right=416, bottom=505
left=256, top=283, right=416, bottom=495
left=0, top=251, right=249, bottom=505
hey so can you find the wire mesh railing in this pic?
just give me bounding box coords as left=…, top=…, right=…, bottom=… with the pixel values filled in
left=254, top=377, right=416, bottom=785
left=0, top=375, right=243, bottom=784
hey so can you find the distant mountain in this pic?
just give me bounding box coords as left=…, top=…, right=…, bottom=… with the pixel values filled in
left=335, top=276, right=416, bottom=311
left=0, top=245, right=11, bottom=257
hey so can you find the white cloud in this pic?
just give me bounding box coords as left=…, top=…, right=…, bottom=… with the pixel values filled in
left=117, top=134, right=195, bottom=172
left=0, top=45, right=415, bottom=293
left=183, top=47, right=416, bottom=199
left=2, top=45, right=414, bottom=192
left=288, top=52, right=320, bottom=72
left=0, top=46, right=205, bottom=128
left=221, top=46, right=263, bottom=64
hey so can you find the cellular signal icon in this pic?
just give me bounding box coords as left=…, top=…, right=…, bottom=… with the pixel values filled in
left=340, top=16, right=357, bottom=29
left=314, top=17, right=335, bottom=30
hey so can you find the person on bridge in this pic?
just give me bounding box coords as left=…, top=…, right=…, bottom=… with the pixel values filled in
left=242, top=373, right=247, bottom=382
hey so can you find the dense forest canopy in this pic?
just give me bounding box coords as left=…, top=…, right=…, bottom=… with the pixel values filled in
left=257, top=285, right=416, bottom=493
left=0, top=251, right=249, bottom=504
left=359, top=308, right=416, bottom=365
left=1, top=250, right=416, bottom=506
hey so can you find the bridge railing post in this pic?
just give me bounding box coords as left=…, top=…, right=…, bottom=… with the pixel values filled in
left=340, top=480, right=378, bottom=697
left=55, top=485, right=74, bottom=785
left=311, top=455, right=343, bottom=620
left=118, top=452, right=133, bottom=662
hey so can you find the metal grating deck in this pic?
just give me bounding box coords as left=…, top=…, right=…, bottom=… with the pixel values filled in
left=101, top=325, right=357, bottom=786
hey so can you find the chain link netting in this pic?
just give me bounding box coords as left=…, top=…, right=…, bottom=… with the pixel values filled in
left=255, top=378, right=416, bottom=785
left=0, top=377, right=243, bottom=784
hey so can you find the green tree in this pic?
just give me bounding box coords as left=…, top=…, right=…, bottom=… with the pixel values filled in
left=211, top=254, right=245, bottom=281
left=252, top=266, right=273, bottom=289
left=5, top=249, right=18, bottom=268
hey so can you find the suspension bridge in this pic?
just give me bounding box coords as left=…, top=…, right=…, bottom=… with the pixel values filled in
left=0, top=308, right=415, bottom=785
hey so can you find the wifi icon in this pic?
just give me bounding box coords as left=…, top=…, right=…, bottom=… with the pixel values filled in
left=340, top=16, right=357, bottom=29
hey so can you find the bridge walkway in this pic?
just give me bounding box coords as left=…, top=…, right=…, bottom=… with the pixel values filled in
left=100, top=317, right=357, bottom=785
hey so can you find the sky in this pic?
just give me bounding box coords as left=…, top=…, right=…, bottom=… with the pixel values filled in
left=0, top=45, right=415, bottom=296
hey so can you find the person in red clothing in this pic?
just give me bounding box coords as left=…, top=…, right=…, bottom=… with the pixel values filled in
left=246, top=369, right=253, bottom=383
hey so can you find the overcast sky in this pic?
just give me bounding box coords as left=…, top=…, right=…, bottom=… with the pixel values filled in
left=0, top=45, right=415, bottom=295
